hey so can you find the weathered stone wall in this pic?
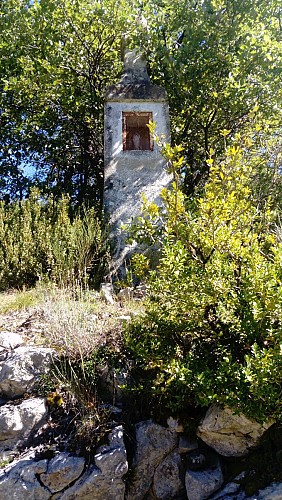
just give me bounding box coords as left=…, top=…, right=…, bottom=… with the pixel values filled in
left=0, top=330, right=281, bottom=499
left=104, top=100, right=171, bottom=268
left=104, top=101, right=170, bottom=225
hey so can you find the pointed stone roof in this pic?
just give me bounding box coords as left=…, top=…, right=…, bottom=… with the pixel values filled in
left=106, top=49, right=167, bottom=101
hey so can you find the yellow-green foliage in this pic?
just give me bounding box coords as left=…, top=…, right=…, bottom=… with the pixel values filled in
left=0, top=189, right=106, bottom=290
left=126, top=136, right=282, bottom=422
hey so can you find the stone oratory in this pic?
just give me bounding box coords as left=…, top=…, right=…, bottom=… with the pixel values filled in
left=104, top=49, right=171, bottom=277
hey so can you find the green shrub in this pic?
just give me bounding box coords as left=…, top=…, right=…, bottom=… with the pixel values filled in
left=125, top=136, right=282, bottom=423
left=0, top=189, right=107, bottom=290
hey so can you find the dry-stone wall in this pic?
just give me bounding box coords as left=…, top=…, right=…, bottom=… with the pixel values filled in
left=0, top=331, right=281, bottom=499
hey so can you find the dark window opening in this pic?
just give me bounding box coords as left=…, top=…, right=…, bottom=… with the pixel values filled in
left=122, top=112, right=153, bottom=151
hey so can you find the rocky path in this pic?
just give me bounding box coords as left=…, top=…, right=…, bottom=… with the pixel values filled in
left=0, top=296, right=281, bottom=499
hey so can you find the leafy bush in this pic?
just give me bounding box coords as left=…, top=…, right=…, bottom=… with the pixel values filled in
left=125, top=135, right=282, bottom=423
left=0, top=189, right=107, bottom=290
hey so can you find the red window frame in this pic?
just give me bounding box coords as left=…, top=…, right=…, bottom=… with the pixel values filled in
left=122, top=112, right=153, bottom=151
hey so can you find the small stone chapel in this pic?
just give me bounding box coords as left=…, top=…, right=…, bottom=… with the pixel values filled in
left=104, top=49, right=171, bottom=276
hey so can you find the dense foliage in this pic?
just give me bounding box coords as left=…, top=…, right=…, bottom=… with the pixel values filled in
left=137, top=0, right=282, bottom=193
left=0, top=190, right=106, bottom=289
left=0, top=0, right=128, bottom=203
left=0, top=0, right=281, bottom=203
left=126, top=132, right=282, bottom=422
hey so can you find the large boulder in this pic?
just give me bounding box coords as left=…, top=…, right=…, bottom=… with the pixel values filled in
left=0, top=456, right=50, bottom=500
left=40, top=453, right=85, bottom=493
left=0, top=426, right=127, bottom=500
left=211, top=476, right=282, bottom=499
left=211, top=475, right=245, bottom=499
left=255, top=482, right=282, bottom=499
left=185, top=456, right=223, bottom=500
left=0, top=346, right=55, bottom=398
left=197, top=405, right=273, bottom=457
left=126, top=420, right=178, bottom=500
left=59, top=425, right=128, bottom=500
left=59, top=464, right=126, bottom=500
left=152, top=451, right=185, bottom=500
left=0, top=453, right=85, bottom=499
left=0, top=397, right=48, bottom=460
left=94, top=425, right=128, bottom=478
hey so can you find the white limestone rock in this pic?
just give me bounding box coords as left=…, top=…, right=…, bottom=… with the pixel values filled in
left=60, top=426, right=127, bottom=500
left=0, top=397, right=48, bottom=459
left=255, top=482, right=282, bottom=499
left=211, top=479, right=243, bottom=498
left=0, top=332, right=24, bottom=353
left=197, top=404, right=273, bottom=457
left=127, top=420, right=178, bottom=500
left=0, top=457, right=49, bottom=500
left=216, top=482, right=282, bottom=500
left=185, top=458, right=224, bottom=500
left=94, top=425, right=128, bottom=477
left=40, top=453, right=85, bottom=493
left=0, top=346, right=55, bottom=398
left=153, top=451, right=185, bottom=500
left=0, top=428, right=127, bottom=500
left=59, top=465, right=126, bottom=500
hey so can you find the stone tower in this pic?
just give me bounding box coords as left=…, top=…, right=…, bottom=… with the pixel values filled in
left=104, top=49, right=171, bottom=278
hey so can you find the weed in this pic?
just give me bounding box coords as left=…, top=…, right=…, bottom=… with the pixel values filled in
left=0, top=459, right=11, bottom=469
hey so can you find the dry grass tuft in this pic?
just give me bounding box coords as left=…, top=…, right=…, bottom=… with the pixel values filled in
left=0, top=284, right=144, bottom=457
left=0, top=284, right=144, bottom=356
